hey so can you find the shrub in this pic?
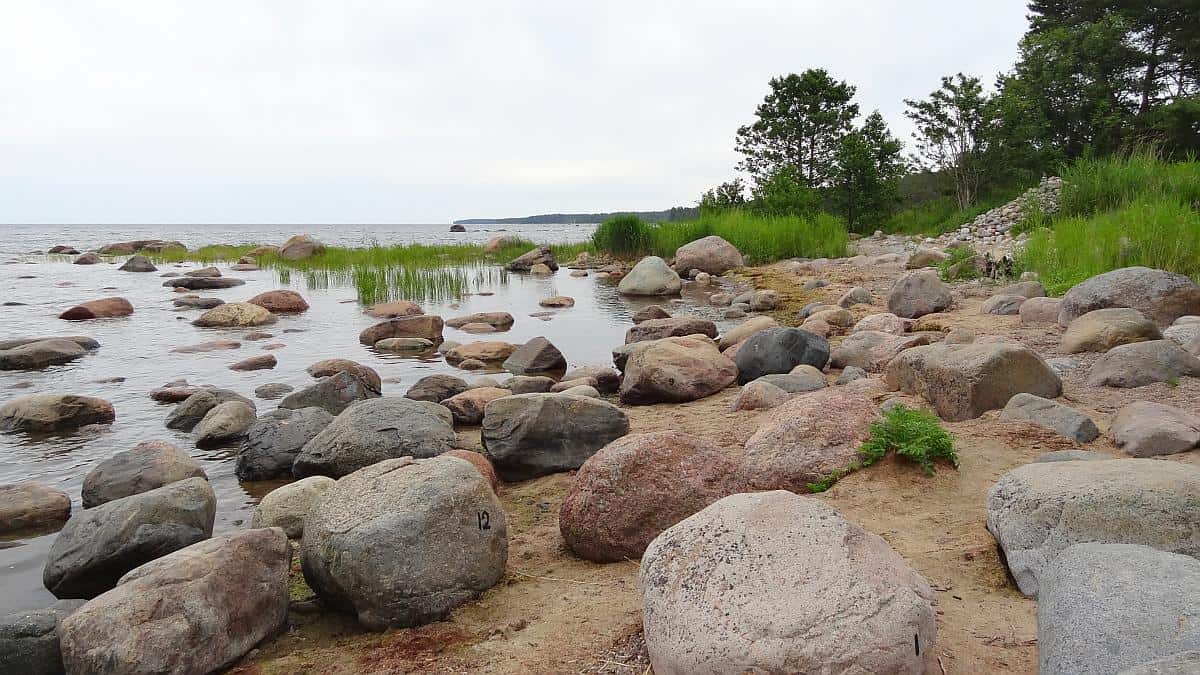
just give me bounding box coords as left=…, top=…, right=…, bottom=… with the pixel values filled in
left=938, top=245, right=980, bottom=281
left=590, top=214, right=653, bottom=257
left=808, top=404, right=958, bottom=492
left=880, top=191, right=1016, bottom=236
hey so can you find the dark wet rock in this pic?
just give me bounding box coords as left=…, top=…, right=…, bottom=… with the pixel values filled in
left=0, top=599, right=86, bottom=675
left=236, top=407, right=334, bottom=481
left=81, top=441, right=206, bottom=508
left=165, top=389, right=254, bottom=431
left=43, top=477, right=216, bottom=598
left=293, top=397, right=456, bottom=478
left=502, top=336, right=567, bottom=374
left=162, top=276, right=246, bottom=290
left=405, top=374, right=470, bottom=403
left=117, top=255, right=156, bottom=272
left=280, top=371, right=380, bottom=416
left=481, top=393, right=629, bottom=481
left=734, top=327, right=830, bottom=384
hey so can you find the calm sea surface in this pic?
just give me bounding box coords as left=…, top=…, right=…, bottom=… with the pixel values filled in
left=0, top=222, right=740, bottom=614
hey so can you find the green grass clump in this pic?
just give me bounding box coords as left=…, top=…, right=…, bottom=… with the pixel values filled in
left=152, top=244, right=259, bottom=264
left=880, top=192, right=1016, bottom=236
left=1055, top=151, right=1200, bottom=217
left=808, top=404, right=958, bottom=493
left=938, top=245, right=980, bottom=281
left=589, top=209, right=848, bottom=264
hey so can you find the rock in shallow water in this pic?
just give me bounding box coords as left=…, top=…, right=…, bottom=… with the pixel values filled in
left=0, top=599, right=86, bottom=675
left=236, top=407, right=334, bottom=481
left=0, top=483, right=71, bottom=535
left=293, top=397, right=456, bottom=478
left=81, top=440, right=206, bottom=508
left=280, top=371, right=379, bottom=415
left=0, top=394, right=115, bottom=432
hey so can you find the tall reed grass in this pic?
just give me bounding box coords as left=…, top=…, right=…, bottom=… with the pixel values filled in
left=590, top=210, right=848, bottom=263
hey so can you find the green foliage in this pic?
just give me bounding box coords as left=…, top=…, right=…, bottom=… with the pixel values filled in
left=735, top=69, right=859, bottom=186
left=829, top=111, right=906, bottom=232
left=1054, top=151, right=1200, bottom=216
left=808, top=404, right=958, bottom=493
left=590, top=215, right=654, bottom=257
left=151, top=244, right=259, bottom=264
left=748, top=165, right=821, bottom=217
left=698, top=179, right=747, bottom=214
left=905, top=73, right=988, bottom=209
left=881, top=191, right=1015, bottom=236
left=938, top=245, right=980, bottom=281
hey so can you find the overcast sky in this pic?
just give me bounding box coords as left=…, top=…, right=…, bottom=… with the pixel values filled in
left=0, top=1, right=1029, bottom=224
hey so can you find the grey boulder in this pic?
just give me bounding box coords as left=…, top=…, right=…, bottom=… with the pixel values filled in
left=193, top=400, right=256, bottom=448
left=1087, top=339, right=1200, bottom=388
left=279, top=370, right=380, bottom=415
left=1000, top=393, right=1099, bottom=443
left=733, top=327, right=830, bottom=384
left=236, top=407, right=334, bottom=481
left=0, top=599, right=86, bottom=675
left=81, top=440, right=206, bottom=508
left=293, top=397, right=456, bottom=478
left=618, top=256, right=682, bottom=296
left=1058, top=266, right=1200, bottom=327
left=481, top=393, right=629, bottom=481
left=1110, top=401, right=1200, bottom=457
left=501, top=336, right=567, bottom=374
left=887, top=269, right=953, bottom=319
left=165, top=389, right=253, bottom=432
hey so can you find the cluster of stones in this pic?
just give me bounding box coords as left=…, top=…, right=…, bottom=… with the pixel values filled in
left=932, top=176, right=1063, bottom=252
left=6, top=230, right=1200, bottom=673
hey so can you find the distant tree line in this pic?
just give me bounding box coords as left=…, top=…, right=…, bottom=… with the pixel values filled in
left=454, top=206, right=698, bottom=225
left=703, top=0, right=1200, bottom=232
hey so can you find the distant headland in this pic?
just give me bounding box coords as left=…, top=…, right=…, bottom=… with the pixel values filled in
left=453, top=206, right=698, bottom=225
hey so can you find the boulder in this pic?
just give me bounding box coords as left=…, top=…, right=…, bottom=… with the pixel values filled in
left=538, top=295, right=574, bottom=308
left=730, top=379, right=790, bottom=411
left=0, top=339, right=88, bottom=370
left=305, top=358, right=382, bottom=392
left=907, top=246, right=949, bottom=268
left=445, top=341, right=517, bottom=364
left=301, top=456, right=507, bottom=629
left=1110, top=401, right=1200, bottom=457
left=58, top=528, right=289, bottom=675
left=172, top=296, right=224, bottom=309
left=733, top=327, right=830, bottom=384
left=358, top=315, right=444, bottom=345
left=1058, top=266, right=1200, bottom=327
left=505, top=246, right=558, bottom=272
left=445, top=312, right=514, bottom=330
left=836, top=365, right=868, bottom=384
left=986, top=458, right=1200, bottom=597
left=73, top=253, right=100, bottom=265
left=252, top=476, right=336, bottom=538
left=279, top=371, right=380, bottom=416
left=620, top=337, right=737, bottom=404
left=502, top=336, right=567, bottom=374
left=364, top=300, right=423, bottom=319
left=1087, top=339, right=1200, bottom=388
left=885, top=343, right=1062, bottom=421
left=1164, top=320, right=1200, bottom=347
left=43, top=477, right=216, bottom=598
left=0, top=599, right=85, bottom=675
left=117, top=255, right=156, bottom=272
left=0, top=483, right=71, bottom=535
left=838, top=286, right=873, bottom=308
left=560, top=432, right=743, bottom=562
left=852, top=312, right=910, bottom=335
left=278, top=234, right=325, bottom=260
left=0, top=394, right=115, bottom=432
left=229, top=354, right=276, bottom=371
left=236, top=407, right=334, bottom=481
left=1061, top=307, right=1162, bottom=353
left=441, top=387, right=510, bottom=425
left=981, top=294, right=1026, bottom=315
left=831, top=330, right=931, bottom=373
left=631, top=305, right=670, bottom=324
left=481, top=393, right=629, bottom=481
left=717, top=316, right=776, bottom=351
left=375, top=337, right=435, bottom=351
left=738, top=385, right=880, bottom=491
left=58, top=297, right=134, bottom=321
left=1000, top=393, right=1099, bottom=443
left=561, top=366, right=621, bottom=395
left=162, top=276, right=245, bottom=290
left=672, top=235, right=743, bottom=275
left=184, top=266, right=221, bottom=278
left=501, top=375, right=554, bottom=394
left=253, top=383, right=293, bottom=400
left=81, top=441, right=206, bottom=508
left=753, top=371, right=826, bottom=393
left=625, top=316, right=718, bottom=344
left=640, top=491, right=936, bottom=675
left=748, top=289, right=780, bottom=311
left=194, top=400, right=256, bottom=448
left=887, top=269, right=953, bottom=319
left=1038, top=543, right=1200, bottom=675
left=1019, top=296, right=1063, bottom=324
left=192, top=302, right=276, bottom=328
left=405, top=374, right=469, bottom=403
left=247, top=289, right=309, bottom=313
left=165, top=389, right=253, bottom=431
left=293, top=397, right=456, bottom=478
left=617, top=256, right=682, bottom=296
left=1000, top=280, right=1046, bottom=298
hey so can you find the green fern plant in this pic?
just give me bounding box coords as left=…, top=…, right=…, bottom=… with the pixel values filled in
left=808, top=404, right=958, bottom=492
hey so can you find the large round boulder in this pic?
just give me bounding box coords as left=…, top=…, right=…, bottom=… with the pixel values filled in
left=1061, top=307, right=1162, bottom=353
left=81, top=441, right=206, bottom=508
left=738, top=384, right=881, bottom=491
left=0, top=483, right=71, bottom=535
left=619, top=336, right=737, bottom=404
left=733, top=327, right=830, bottom=384
left=58, top=297, right=134, bottom=321
left=640, top=491, right=936, bottom=674
left=887, top=269, right=953, bottom=319
left=1110, top=401, right=1200, bottom=457
left=252, top=476, right=336, bottom=538
left=986, top=458, right=1200, bottom=597
left=58, top=528, right=289, bottom=675
left=293, top=397, right=456, bottom=478
left=192, top=302, right=277, bottom=328
left=1019, top=296, right=1062, bottom=324
left=884, top=342, right=1062, bottom=421
left=43, top=477, right=216, bottom=598
left=0, top=394, right=114, bottom=432
left=236, top=407, right=335, bottom=481
left=358, top=315, right=444, bottom=345
left=502, top=336, right=567, bottom=374
left=560, top=431, right=742, bottom=562
left=301, top=456, right=507, bottom=630
left=672, top=235, right=743, bottom=275
left=278, top=234, right=326, bottom=260
left=1086, top=339, right=1200, bottom=388
left=618, top=256, right=682, bottom=296
left=481, top=393, right=629, bottom=481
left=279, top=371, right=380, bottom=415
left=830, top=330, right=931, bottom=373
left=1058, top=266, right=1200, bottom=327
left=247, top=289, right=309, bottom=313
